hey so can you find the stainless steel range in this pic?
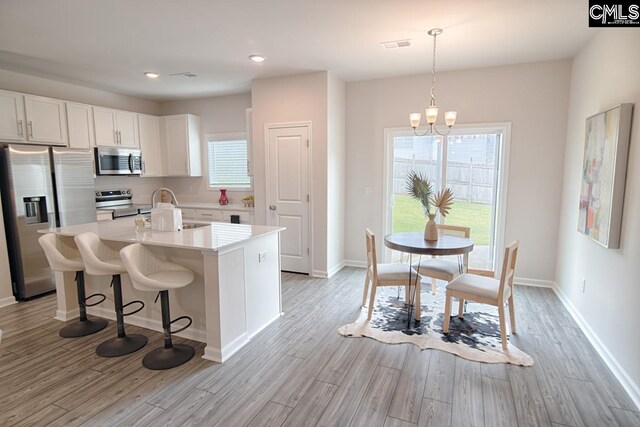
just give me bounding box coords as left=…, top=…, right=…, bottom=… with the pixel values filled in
left=96, top=189, right=152, bottom=219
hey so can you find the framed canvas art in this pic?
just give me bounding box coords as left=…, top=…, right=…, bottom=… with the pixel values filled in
left=578, top=103, right=633, bottom=248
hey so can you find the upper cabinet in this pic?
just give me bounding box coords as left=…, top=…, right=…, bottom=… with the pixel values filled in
left=138, top=113, right=164, bottom=177
left=23, top=95, right=67, bottom=145
left=0, top=90, right=67, bottom=145
left=93, top=107, right=139, bottom=148
left=0, top=90, right=25, bottom=141
left=162, top=114, right=202, bottom=177
left=66, top=102, right=95, bottom=149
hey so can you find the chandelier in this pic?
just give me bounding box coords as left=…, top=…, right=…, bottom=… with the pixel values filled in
left=409, top=28, right=457, bottom=136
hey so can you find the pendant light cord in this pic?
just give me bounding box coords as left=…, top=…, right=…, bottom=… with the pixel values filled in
left=430, top=33, right=437, bottom=103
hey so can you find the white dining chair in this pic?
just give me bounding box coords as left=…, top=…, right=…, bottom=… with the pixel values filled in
left=443, top=240, right=519, bottom=350
left=364, top=229, right=421, bottom=321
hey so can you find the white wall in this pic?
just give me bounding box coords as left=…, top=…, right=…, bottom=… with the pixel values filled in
left=344, top=60, right=572, bottom=282
left=251, top=72, right=329, bottom=275
left=556, top=30, right=640, bottom=402
left=327, top=73, right=346, bottom=273
left=0, top=69, right=159, bottom=114
left=0, top=187, right=15, bottom=307
left=159, top=93, right=252, bottom=204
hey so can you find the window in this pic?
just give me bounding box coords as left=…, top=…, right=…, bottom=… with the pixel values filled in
left=207, top=133, right=251, bottom=189
left=384, top=124, right=510, bottom=271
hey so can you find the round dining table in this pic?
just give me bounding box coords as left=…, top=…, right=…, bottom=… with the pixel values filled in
left=384, top=232, right=474, bottom=328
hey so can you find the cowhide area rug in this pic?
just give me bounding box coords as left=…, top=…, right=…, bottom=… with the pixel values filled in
left=338, top=281, right=534, bottom=366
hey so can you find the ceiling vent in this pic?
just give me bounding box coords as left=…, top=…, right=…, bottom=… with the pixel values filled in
left=170, top=72, right=198, bottom=78
left=381, top=39, right=412, bottom=50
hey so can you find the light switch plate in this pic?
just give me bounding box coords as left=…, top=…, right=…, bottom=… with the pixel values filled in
left=259, top=251, right=267, bottom=262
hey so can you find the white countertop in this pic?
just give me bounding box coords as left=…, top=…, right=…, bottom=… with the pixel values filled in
left=40, top=217, right=282, bottom=252
left=177, top=202, right=254, bottom=212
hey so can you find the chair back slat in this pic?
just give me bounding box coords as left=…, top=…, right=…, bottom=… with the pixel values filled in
left=438, top=224, right=470, bottom=238
left=498, top=240, right=519, bottom=302
left=365, top=229, right=377, bottom=278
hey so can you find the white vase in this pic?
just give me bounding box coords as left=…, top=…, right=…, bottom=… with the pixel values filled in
left=424, top=214, right=438, bottom=241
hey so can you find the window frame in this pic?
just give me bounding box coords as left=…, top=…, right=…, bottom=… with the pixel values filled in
left=382, top=123, right=511, bottom=271
left=205, top=132, right=252, bottom=190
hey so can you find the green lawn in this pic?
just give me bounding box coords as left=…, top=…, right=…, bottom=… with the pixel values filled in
left=392, top=194, right=492, bottom=245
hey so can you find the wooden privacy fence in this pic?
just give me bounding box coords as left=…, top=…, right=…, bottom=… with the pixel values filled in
left=393, top=158, right=495, bottom=204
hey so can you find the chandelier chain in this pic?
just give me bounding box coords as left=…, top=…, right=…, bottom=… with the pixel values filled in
left=430, top=32, right=437, bottom=102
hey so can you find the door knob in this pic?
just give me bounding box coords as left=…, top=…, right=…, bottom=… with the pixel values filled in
left=269, top=205, right=277, bottom=211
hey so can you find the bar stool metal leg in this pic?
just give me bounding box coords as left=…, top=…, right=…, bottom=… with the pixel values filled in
left=96, top=274, right=148, bottom=357
left=59, top=271, right=108, bottom=338
left=142, top=291, right=194, bottom=370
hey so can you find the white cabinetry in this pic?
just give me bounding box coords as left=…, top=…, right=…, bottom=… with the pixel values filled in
left=162, top=114, right=201, bottom=177
left=138, top=114, right=164, bottom=177
left=23, top=95, right=67, bottom=145
left=93, top=107, right=139, bottom=148
left=66, top=102, right=95, bottom=149
left=0, top=90, right=67, bottom=145
left=96, top=211, right=113, bottom=222
left=0, top=90, right=25, bottom=142
left=180, top=205, right=253, bottom=224
left=195, top=209, right=222, bottom=221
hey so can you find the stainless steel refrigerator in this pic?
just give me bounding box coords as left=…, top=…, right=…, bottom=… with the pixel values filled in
left=0, top=144, right=96, bottom=299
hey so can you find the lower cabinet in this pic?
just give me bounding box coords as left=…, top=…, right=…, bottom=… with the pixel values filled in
left=181, top=208, right=252, bottom=224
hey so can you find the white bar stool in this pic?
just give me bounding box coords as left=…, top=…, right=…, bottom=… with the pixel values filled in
left=38, top=233, right=108, bottom=337
left=74, top=232, right=147, bottom=357
left=120, top=243, right=195, bottom=370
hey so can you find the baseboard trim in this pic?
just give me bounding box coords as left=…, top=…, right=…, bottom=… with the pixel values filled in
left=0, top=296, right=17, bottom=308
left=247, top=313, right=282, bottom=341
left=204, top=333, right=249, bottom=363
left=86, top=306, right=207, bottom=343
left=343, top=259, right=367, bottom=268
left=327, top=261, right=346, bottom=278
left=55, top=308, right=79, bottom=322
left=552, top=284, right=640, bottom=410
left=514, top=277, right=556, bottom=288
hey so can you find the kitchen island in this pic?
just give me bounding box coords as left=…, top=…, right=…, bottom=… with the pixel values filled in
left=41, top=218, right=284, bottom=363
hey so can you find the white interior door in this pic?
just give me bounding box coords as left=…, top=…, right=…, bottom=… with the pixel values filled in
left=266, top=125, right=310, bottom=274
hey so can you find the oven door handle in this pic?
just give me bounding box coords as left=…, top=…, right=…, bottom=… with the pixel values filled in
left=128, top=153, right=134, bottom=173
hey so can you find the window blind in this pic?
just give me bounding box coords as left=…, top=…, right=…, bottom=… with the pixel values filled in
left=207, top=139, right=250, bottom=187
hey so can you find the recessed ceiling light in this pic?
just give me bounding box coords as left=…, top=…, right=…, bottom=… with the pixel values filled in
left=249, top=55, right=266, bottom=63
left=144, top=72, right=160, bottom=79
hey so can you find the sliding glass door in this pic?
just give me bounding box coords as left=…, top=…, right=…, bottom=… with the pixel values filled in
left=384, top=124, right=509, bottom=271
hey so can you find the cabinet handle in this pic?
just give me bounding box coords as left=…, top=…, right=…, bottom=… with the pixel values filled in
left=114, top=130, right=118, bottom=143
left=17, top=120, right=23, bottom=137
left=142, top=161, right=146, bottom=174
left=117, top=130, right=122, bottom=144
left=27, top=121, right=33, bottom=138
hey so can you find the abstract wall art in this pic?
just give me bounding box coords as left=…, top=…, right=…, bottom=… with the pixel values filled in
left=578, top=103, right=633, bottom=248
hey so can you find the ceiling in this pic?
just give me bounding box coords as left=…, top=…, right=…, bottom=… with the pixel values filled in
left=0, top=0, right=593, bottom=102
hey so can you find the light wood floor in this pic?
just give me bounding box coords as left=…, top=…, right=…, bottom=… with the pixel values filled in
left=0, top=267, right=639, bottom=427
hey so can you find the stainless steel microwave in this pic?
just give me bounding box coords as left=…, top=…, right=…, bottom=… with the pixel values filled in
left=94, top=147, right=142, bottom=176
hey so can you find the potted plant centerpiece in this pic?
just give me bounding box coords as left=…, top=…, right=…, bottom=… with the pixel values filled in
left=406, top=171, right=454, bottom=241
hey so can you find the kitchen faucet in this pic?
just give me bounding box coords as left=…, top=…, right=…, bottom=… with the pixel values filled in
left=151, top=187, right=179, bottom=208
